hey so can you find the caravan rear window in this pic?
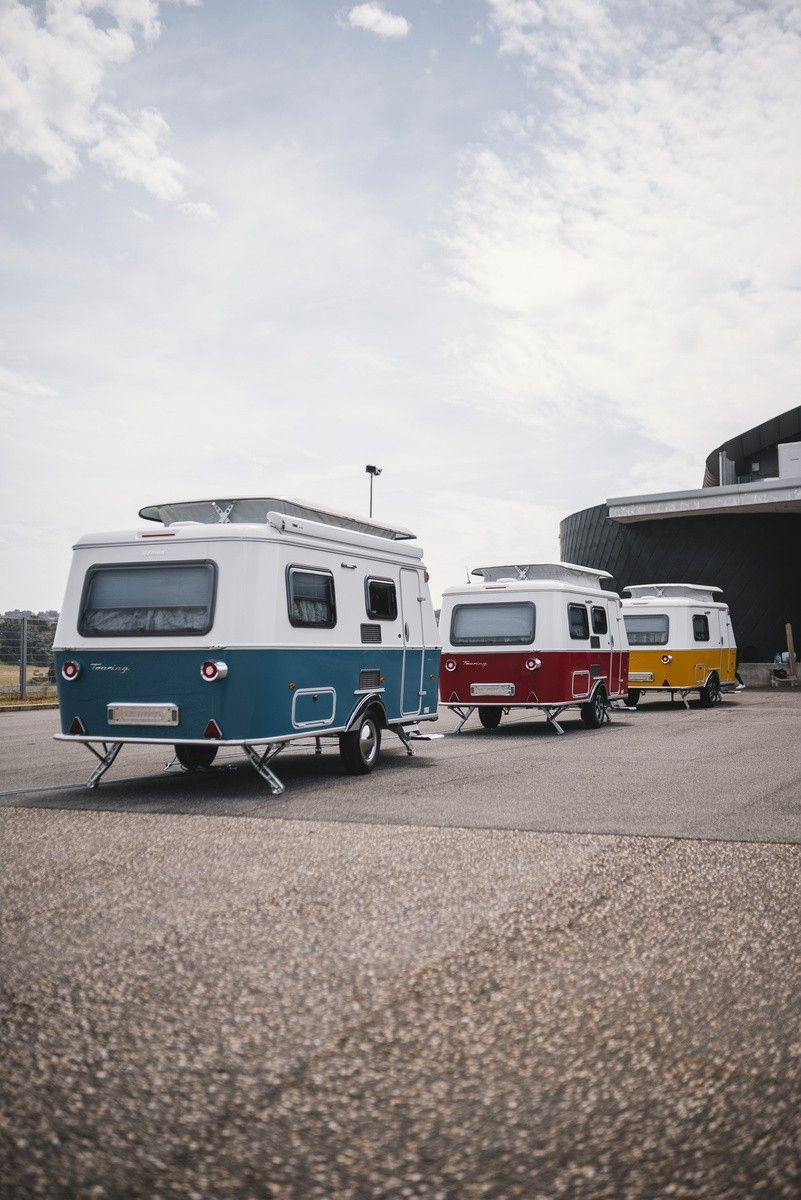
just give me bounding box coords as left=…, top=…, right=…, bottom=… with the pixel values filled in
left=450, top=602, right=535, bottom=646
left=624, top=613, right=669, bottom=645
left=79, top=562, right=216, bottom=636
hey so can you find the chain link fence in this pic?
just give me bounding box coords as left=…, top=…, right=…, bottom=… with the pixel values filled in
left=0, top=616, right=58, bottom=703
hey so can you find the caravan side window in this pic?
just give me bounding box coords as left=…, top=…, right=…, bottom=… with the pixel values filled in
left=693, top=614, right=710, bottom=642
left=287, top=567, right=336, bottom=628
left=365, top=578, right=397, bottom=621
left=591, top=606, right=608, bottom=635
left=568, top=604, right=590, bottom=640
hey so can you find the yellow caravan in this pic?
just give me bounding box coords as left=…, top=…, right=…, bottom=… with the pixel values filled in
left=622, top=584, right=739, bottom=709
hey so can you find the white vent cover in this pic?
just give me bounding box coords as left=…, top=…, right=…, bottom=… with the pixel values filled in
left=472, top=562, right=612, bottom=589
left=139, top=497, right=415, bottom=541
left=624, top=583, right=722, bottom=601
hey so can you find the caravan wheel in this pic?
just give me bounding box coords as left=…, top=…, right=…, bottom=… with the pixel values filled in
left=581, top=687, right=607, bottom=729
left=339, top=714, right=382, bottom=775
left=699, top=674, right=721, bottom=707
left=175, top=744, right=218, bottom=771
left=478, top=706, right=503, bottom=730
left=625, top=689, right=641, bottom=709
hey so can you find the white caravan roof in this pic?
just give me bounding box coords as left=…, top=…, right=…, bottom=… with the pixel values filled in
left=138, top=496, right=415, bottom=541
left=72, top=511, right=425, bottom=560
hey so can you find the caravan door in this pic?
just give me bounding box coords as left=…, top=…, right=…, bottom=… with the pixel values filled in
left=400, top=567, right=425, bottom=716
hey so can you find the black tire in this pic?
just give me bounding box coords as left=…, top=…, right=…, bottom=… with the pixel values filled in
left=478, top=706, right=503, bottom=730
left=339, top=713, right=381, bottom=775
left=581, top=686, right=607, bottom=729
left=175, top=744, right=218, bottom=770
left=626, top=689, right=641, bottom=708
left=699, top=674, right=721, bottom=707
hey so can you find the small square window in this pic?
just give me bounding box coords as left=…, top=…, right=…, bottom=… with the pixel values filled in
left=365, top=578, right=397, bottom=621
left=568, top=603, right=590, bottom=640
left=591, top=606, right=608, bottom=635
left=693, top=614, right=710, bottom=642
left=287, top=568, right=336, bottom=628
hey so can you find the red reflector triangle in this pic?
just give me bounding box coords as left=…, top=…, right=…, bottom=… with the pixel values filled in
left=69, top=716, right=85, bottom=735
left=662, top=678, right=671, bottom=687
left=203, top=720, right=222, bottom=740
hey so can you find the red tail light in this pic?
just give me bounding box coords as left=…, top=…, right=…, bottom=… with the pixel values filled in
left=203, top=719, right=222, bottom=739
left=200, top=660, right=228, bottom=682
left=444, top=659, right=457, bottom=672
left=62, top=660, right=81, bottom=681
left=69, top=716, right=85, bottom=735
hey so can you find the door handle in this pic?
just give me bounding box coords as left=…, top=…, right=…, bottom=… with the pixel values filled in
left=404, top=622, right=409, bottom=640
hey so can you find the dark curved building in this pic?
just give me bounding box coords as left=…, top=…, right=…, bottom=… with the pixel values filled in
left=560, top=407, right=801, bottom=662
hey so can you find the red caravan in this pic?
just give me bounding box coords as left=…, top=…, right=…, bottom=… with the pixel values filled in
left=438, top=563, right=629, bottom=735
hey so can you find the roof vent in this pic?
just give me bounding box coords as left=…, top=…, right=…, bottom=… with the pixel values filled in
left=473, top=562, right=612, bottom=589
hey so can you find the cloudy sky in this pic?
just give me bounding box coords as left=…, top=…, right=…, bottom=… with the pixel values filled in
left=1, top=0, right=800, bottom=610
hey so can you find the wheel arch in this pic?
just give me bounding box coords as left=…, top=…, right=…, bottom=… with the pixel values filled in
left=346, top=692, right=388, bottom=731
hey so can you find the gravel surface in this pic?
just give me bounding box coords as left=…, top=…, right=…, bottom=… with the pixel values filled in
left=1, top=694, right=801, bottom=1198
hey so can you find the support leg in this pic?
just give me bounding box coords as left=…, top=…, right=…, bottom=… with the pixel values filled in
left=544, top=708, right=566, bottom=736
left=393, top=725, right=415, bottom=757
left=682, top=691, right=691, bottom=710
left=314, top=738, right=322, bottom=755
left=244, top=743, right=287, bottom=795
left=85, top=742, right=122, bottom=789
left=451, top=706, right=475, bottom=734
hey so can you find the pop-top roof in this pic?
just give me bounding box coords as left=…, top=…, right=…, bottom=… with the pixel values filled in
left=624, top=583, right=722, bottom=601
left=472, top=562, right=612, bottom=589
left=139, top=497, right=415, bottom=541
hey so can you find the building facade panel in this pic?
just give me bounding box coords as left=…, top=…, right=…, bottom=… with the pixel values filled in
left=560, top=504, right=801, bottom=662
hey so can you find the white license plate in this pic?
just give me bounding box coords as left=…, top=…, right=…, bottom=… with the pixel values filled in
left=470, top=683, right=515, bottom=697
left=629, top=672, right=654, bottom=683
left=107, top=703, right=179, bottom=726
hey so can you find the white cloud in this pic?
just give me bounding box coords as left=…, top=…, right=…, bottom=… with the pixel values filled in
left=0, top=365, right=57, bottom=403
left=176, top=200, right=218, bottom=221
left=0, top=0, right=208, bottom=213
left=345, top=3, right=410, bottom=39
left=448, top=1, right=801, bottom=485
left=89, top=106, right=186, bottom=201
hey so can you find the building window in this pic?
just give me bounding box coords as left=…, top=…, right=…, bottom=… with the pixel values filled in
left=79, top=561, right=216, bottom=637
left=693, top=614, right=710, bottom=642
left=591, top=606, right=608, bottom=635
left=624, top=613, right=670, bottom=646
left=568, top=604, right=590, bottom=640
left=450, top=602, right=535, bottom=646
left=365, top=578, right=397, bottom=621
left=287, top=568, right=336, bottom=628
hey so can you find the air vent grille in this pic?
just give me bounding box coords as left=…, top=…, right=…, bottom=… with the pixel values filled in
left=360, top=624, right=381, bottom=644
left=359, top=669, right=382, bottom=690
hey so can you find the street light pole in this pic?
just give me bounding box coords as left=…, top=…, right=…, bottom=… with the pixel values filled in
left=365, top=464, right=382, bottom=518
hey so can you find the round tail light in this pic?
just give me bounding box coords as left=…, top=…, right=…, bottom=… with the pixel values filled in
left=444, top=659, right=457, bottom=672
left=201, top=660, right=228, bottom=682
left=62, top=660, right=81, bottom=681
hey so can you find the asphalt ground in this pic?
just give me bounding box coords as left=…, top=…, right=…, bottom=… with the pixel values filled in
left=1, top=692, right=801, bottom=1198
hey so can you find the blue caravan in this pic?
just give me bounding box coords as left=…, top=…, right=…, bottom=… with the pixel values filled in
left=53, top=498, right=441, bottom=793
